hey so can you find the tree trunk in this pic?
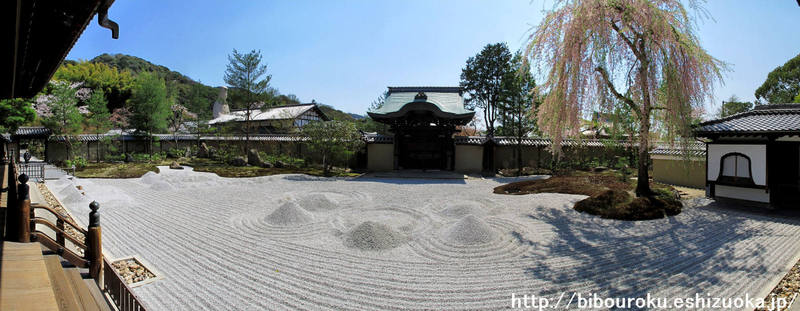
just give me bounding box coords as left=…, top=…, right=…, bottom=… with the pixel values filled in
left=635, top=59, right=653, bottom=197
left=635, top=118, right=652, bottom=197
left=516, top=133, right=523, bottom=177
left=322, top=153, right=328, bottom=176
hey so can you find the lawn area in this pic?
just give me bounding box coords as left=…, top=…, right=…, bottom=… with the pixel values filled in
left=73, top=162, right=167, bottom=178
left=73, top=158, right=361, bottom=178
left=184, top=158, right=360, bottom=178
left=494, top=170, right=682, bottom=220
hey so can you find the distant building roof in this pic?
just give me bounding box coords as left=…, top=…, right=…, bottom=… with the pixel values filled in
left=368, top=86, right=474, bottom=122
left=13, top=126, right=52, bottom=138
left=650, top=142, right=706, bottom=157
left=207, top=103, right=329, bottom=125
left=695, top=104, right=800, bottom=137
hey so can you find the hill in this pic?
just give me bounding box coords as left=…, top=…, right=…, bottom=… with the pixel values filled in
left=89, top=54, right=219, bottom=119
left=56, top=53, right=359, bottom=123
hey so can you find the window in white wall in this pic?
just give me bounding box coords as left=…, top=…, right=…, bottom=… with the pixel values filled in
left=719, top=153, right=753, bottom=184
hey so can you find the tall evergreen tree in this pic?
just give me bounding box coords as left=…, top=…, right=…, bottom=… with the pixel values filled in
left=718, top=95, right=753, bottom=118
left=0, top=98, right=36, bottom=134
left=755, top=53, right=800, bottom=104
left=128, top=72, right=170, bottom=159
left=500, top=53, right=538, bottom=175
left=460, top=43, right=513, bottom=137
left=224, top=49, right=271, bottom=155
left=85, top=89, right=111, bottom=162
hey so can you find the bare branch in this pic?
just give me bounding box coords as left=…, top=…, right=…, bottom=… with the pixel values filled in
left=595, top=66, right=642, bottom=119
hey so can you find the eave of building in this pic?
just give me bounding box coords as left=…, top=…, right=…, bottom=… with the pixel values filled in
left=1, top=0, right=117, bottom=99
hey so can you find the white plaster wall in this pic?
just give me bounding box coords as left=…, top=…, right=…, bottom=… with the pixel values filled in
left=715, top=185, right=770, bottom=203
left=707, top=144, right=767, bottom=186
left=367, top=144, right=394, bottom=171
left=454, top=145, right=483, bottom=173
left=776, top=136, right=800, bottom=142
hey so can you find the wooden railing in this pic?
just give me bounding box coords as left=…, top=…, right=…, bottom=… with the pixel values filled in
left=103, top=256, right=147, bottom=311
left=5, top=157, right=147, bottom=310
left=18, top=161, right=46, bottom=182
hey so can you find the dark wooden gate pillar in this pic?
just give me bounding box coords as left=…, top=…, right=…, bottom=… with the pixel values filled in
left=482, top=138, right=496, bottom=177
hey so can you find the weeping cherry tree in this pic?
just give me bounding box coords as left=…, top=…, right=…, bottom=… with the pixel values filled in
left=525, top=0, right=726, bottom=196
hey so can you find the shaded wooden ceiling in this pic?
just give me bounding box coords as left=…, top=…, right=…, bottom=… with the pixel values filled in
left=1, top=0, right=117, bottom=99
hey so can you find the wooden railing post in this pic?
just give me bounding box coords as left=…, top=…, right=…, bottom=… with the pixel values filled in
left=7, top=157, right=17, bottom=212
left=56, top=219, right=65, bottom=245
left=16, top=173, right=31, bottom=243
left=87, top=201, right=103, bottom=283
left=4, top=159, right=18, bottom=240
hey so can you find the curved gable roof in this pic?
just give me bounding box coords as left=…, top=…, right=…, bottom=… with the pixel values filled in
left=368, top=86, right=474, bottom=121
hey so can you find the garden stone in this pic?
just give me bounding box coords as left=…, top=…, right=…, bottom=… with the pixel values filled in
left=247, top=149, right=265, bottom=166
left=198, top=143, right=210, bottom=158
left=261, top=162, right=273, bottom=168
left=125, top=153, right=134, bottom=163
left=274, top=160, right=286, bottom=168
left=229, top=156, right=247, bottom=167
left=169, top=161, right=183, bottom=170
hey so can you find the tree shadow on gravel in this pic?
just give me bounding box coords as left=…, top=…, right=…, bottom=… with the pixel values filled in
left=350, top=177, right=467, bottom=185
left=517, top=200, right=800, bottom=302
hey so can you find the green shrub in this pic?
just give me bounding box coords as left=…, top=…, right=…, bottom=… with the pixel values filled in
left=167, top=147, right=186, bottom=158
left=65, top=156, right=88, bottom=169
left=259, top=152, right=305, bottom=167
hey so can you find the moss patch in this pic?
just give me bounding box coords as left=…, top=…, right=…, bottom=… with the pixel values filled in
left=493, top=174, right=630, bottom=196
left=183, top=158, right=360, bottom=178
left=74, top=162, right=165, bottom=178
left=574, top=189, right=681, bottom=220
left=494, top=172, right=682, bottom=221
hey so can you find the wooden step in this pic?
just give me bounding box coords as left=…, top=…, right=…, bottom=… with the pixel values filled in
left=43, top=253, right=109, bottom=311
left=82, top=279, right=112, bottom=311
left=43, top=255, right=82, bottom=311
left=0, top=241, right=59, bottom=311
left=63, top=268, right=103, bottom=311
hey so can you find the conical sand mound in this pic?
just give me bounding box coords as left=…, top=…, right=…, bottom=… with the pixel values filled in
left=297, top=194, right=337, bottom=212
left=140, top=171, right=161, bottom=184
left=445, top=215, right=495, bottom=245
left=345, top=221, right=406, bottom=250
left=265, top=202, right=314, bottom=226
left=439, top=202, right=484, bottom=218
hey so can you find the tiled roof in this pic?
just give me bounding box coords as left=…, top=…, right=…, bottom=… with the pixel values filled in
left=650, top=142, right=706, bottom=157
left=695, top=104, right=800, bottom=136
left=371, top=86, right=473, bottom=117
left=208, top=104, right=324, bottom=125
left=364, top=134, right=393, bottom=144
left=49, top=134, right=308, bottom=142
left=452, top=136, right=635, bottom=147
left=14, top=126, right=52, bottom=137
left=454, top=136, right=489, bottom=145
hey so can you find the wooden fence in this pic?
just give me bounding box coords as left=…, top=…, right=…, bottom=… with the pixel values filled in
left=5, top=157, right=147, bottom=310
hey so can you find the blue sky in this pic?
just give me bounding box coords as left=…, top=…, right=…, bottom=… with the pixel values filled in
left=68, top=0, right=800, bottom=116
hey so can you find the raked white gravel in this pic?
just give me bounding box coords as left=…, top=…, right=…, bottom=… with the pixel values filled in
left=47, top=168, right=800, bottom=310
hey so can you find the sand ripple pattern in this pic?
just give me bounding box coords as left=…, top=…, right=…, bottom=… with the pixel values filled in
left=47, top=169, right=800, bottom=310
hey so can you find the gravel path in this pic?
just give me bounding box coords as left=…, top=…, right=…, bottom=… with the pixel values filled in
left=46, top=168, right=800, bottom=310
